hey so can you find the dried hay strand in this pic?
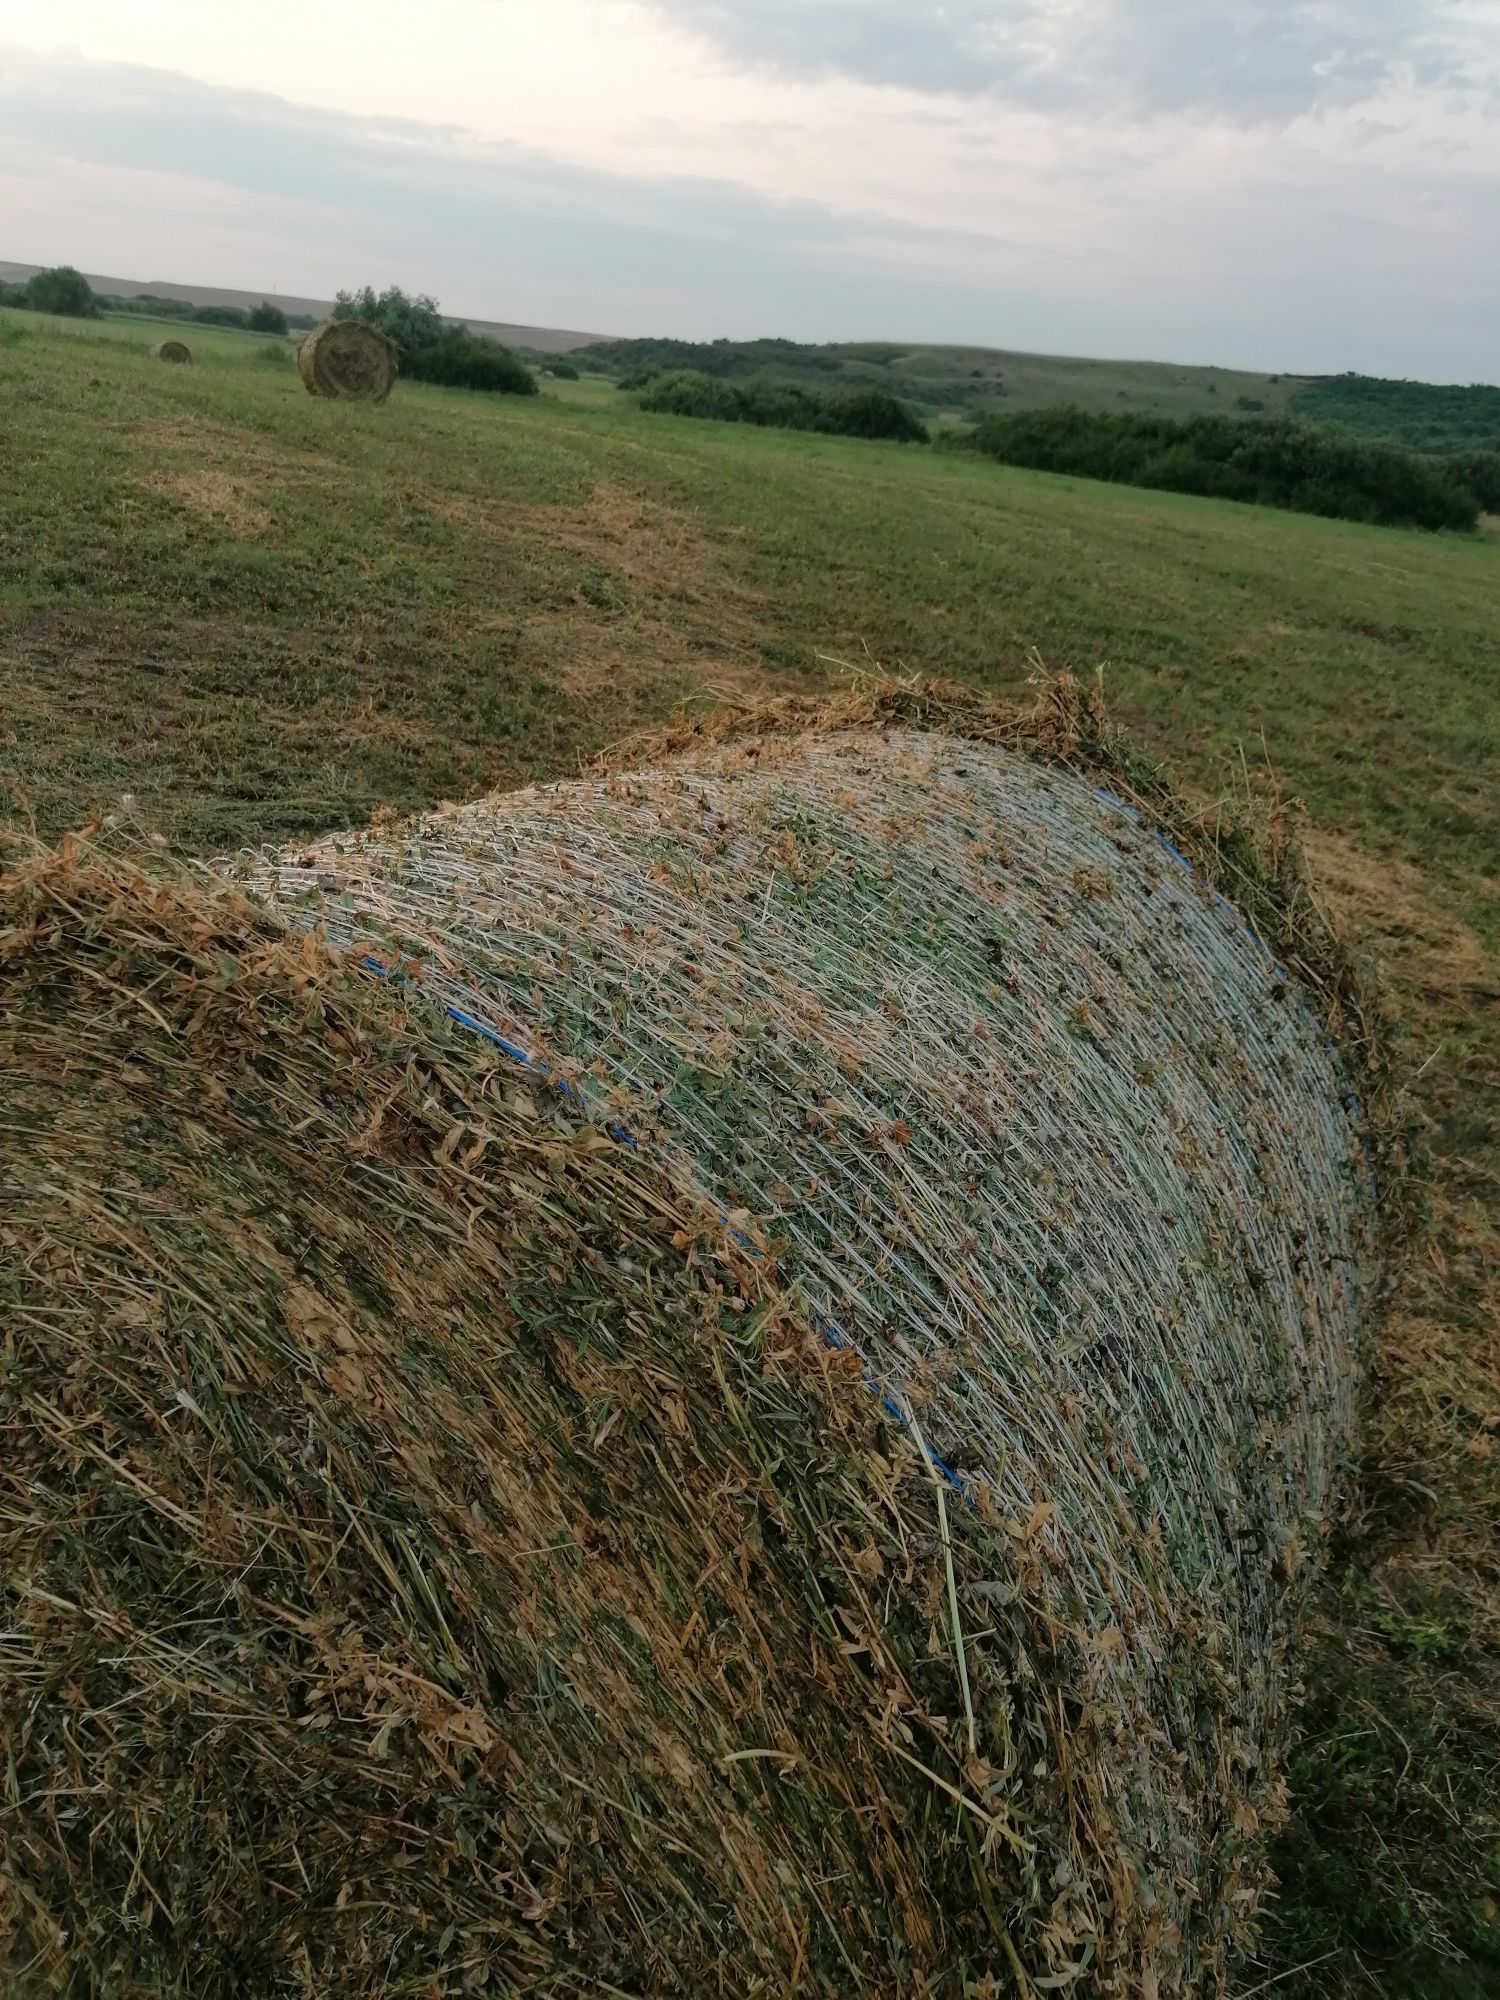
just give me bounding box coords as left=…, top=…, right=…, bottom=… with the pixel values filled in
left=149, top=338, right=193, bottom=364
left=297, top=317, right=396, bottom=402
left=1, top=681, right=1394, bottom=1996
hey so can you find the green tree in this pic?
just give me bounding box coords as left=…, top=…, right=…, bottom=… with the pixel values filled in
left=334, top=285, right=444, bottom=358
left=248, top=301, right=289, bottom=336
left=24, top=266, right=96, bottom=318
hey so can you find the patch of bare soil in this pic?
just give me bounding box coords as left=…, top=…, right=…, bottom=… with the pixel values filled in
left=143, top=468, right=272, bottom=537
left=1304, top=829, right=1499, bottom=1010
left=415, top=477, right=781, bottom=709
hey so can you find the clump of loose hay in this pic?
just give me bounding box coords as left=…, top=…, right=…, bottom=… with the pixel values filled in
left=297, top=318, right=396, bottom=402
left=1, top=681, right=1394, bottom=1996
left=150, top=338, right=192, bottom=364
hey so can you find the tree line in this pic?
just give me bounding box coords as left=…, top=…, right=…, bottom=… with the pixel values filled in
left=103, top=293, right=307, bottom=334
left=1292, top=372, right=1500, bottom=455
left=0, top=264, right=301, bottom=334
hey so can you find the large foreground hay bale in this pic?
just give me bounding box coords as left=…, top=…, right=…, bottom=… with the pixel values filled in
left=0, top=685, right=1389, bottom=1996
left=150, top=338, right=193, bottom=364
left=297, top=317, right=396, bottom=402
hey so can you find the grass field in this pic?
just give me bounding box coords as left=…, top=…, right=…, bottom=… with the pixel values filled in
left=3, top=304, right=1497, bottom=1995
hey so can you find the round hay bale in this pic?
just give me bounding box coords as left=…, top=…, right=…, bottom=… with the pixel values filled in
left=0, top=685, right=1390, bottom=1997
left=150, top=338, right=193, bottom=364
left=297, top=317, right=396, bottom=402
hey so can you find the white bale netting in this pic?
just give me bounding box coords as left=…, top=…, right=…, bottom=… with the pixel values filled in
left=231, top=709, right=1380, bottom=1987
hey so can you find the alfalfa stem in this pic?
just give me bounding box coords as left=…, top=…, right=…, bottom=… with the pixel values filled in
left=907, top=1407, right=977, bottom=1761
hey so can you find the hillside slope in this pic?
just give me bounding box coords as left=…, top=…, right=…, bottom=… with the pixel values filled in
left=580, top=334, right=1500, bottom=449
left=578, top=332, right=1306, bottom=424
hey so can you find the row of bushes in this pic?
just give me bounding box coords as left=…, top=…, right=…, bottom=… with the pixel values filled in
left=964, top=405, right=1482, bottom=532
left=101, top=295, right=303, bottom=334
left=97, top=292, right=302, bottom=332
left=333, top=286, right=536, bottom=396
left=0, top=267, right=307, bottom=334
left=636, top=369, right=928, bottom=443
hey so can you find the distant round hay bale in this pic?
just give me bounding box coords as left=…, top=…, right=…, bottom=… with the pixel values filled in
left=297, top=317, right=396, bottom=402
left=0, top=682, right=1393, bottom=1997
left=149, top=339, right=192, bottom=364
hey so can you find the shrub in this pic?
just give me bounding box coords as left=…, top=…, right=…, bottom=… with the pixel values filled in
left=193, top=305, right=252, bottom=330
left=1443, top=450, right=1500, bottom=513
left=638, top=369, right=744, bottom=420
left=819, top=387, right=929, bottom=443
left=548, top=360, right=579, bottom=380
left=736, top=376, right=823, bottom=428
left=248, top=301, right=289, bottom=336
left=965, top=405, right=1479, bottom=531
left=399, top=329, right=537, bottom=395
left=638, top=369, right=928, bottom=444
left=24, top=266, right=96, bottom=318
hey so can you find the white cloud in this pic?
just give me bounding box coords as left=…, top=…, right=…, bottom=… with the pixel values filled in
left=0, top=9, right=1497, bottom=379
left=652, top=1, right=1500, bottom=121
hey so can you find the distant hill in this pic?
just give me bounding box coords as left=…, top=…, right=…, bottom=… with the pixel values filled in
left=0, top=261, right=605, bottom=354
left=579, top=336, right=1500, bottom=451
left=576, top=334, right=1307, bottom=427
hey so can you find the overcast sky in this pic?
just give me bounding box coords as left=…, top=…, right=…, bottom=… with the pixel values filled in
left=2, top=1, right=1497, bottom=376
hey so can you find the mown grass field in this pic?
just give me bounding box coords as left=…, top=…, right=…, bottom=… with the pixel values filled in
left=2, top=305, right=1497, bottom=1995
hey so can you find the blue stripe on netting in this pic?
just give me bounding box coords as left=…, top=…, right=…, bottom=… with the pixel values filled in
left=363, top=955, right=639, bottom=1149
left=358, top=950, right=965, bottom=1492
left=818, top=1316, right=965, bottom=1491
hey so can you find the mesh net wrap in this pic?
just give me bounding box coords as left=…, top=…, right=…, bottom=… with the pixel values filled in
left=241, top=722, right=1378, bottom=1971
left=2, top=710, right=1381, bottom=1995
